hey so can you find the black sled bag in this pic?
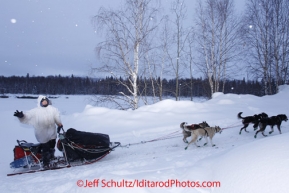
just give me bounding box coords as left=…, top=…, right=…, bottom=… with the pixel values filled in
left=58, top=128, right=111, bottom=162
left=65, top=128, right=110, bottom=147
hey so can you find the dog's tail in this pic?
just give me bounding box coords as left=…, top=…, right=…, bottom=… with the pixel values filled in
left=237, top=112, right=244, bottom=119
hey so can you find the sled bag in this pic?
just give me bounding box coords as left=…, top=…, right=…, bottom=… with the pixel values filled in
left=65, top=128, right=110, bottom=147
left=13, top=146, right=41, bottom=160
left=14, top=146, right=27, bottom=160
left=10, top=155, right=35, bottom=169
left=60, top=140, right=111, bottom=162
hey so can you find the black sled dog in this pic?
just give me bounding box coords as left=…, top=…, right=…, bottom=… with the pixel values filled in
left=238, top=112, right=268, bottom=134
left=254, top=114, right=288, bottom=138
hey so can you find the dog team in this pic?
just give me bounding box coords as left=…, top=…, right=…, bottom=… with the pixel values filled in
left=180, top=112, right=288, bottom=149
left=237, top=112, right=288, bottom=138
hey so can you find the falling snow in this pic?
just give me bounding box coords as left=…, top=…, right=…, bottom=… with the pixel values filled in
left=10, top=19, right=17, bottom=23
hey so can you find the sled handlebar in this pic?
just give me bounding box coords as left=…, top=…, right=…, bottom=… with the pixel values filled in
left=16, top=140, right=28, bottom=146
left=57, top=127, right=66, bottom=140
left=57, top=126, right=65, bottom=134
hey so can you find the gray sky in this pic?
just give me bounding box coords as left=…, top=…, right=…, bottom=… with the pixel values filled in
left=0, top=0, right=245, bottom=77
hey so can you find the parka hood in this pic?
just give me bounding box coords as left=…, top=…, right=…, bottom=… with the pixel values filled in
left=37, top=95, right=50, bottom=107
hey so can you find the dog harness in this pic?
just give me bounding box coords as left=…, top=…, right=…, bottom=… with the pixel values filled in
left=201, top=128, right=209, bottom=136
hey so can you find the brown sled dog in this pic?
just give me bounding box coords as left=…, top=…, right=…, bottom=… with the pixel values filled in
left=183, top=126, right=222, bottom=150
left=180, top=121, right=210, bottom=143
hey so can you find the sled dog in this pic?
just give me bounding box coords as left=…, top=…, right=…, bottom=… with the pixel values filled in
left=180, top=121, right=210, bottom=143
left=238, top=112, right=268, bottom=134
left=254, top=114, right=288, bottom=138
left=184, top=126, right=222, bottom=150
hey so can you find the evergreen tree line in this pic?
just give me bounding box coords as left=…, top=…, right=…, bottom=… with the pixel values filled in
left=0, top=74, right=266, bottom=98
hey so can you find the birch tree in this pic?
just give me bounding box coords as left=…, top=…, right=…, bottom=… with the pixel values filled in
left=92, top=0, right=160, bottom=109
left=194, top=0, right=242, bottom=97
left=242, top=0, right=289, bottom=94
left=165, top=0, right=191, bottom=101
left=186, top=32, right=195, bottom=101
left=242, top=0, right=273, bottom=94
left=269, top=0, right=289, bottom=92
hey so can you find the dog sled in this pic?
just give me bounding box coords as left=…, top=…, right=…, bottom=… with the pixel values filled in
left=8, top=128, right=120, bottom=176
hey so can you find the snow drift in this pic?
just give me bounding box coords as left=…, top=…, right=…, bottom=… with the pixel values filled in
left=0, top=86, right=289, bottom=193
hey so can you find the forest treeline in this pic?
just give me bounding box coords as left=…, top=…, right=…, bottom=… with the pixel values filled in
left=0, top=74, right=267, bottom=98
left=89, top=0, right=289, bottom=109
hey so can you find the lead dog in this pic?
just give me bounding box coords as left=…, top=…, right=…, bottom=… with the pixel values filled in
left=180, top=121, right=210, bottom=143
left=254, top=114, right=288, bottom=138
left=238, top=112, right=268, bottom=134
left=183, top=126, right=222, bottom=150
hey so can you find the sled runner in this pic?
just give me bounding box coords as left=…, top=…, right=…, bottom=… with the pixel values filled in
left=8, top=128, right=120, bottom=176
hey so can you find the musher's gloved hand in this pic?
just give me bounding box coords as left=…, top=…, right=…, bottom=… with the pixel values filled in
left=14, top=110, right=24, bottom=118
left=57, top=125, right=63, bottom=133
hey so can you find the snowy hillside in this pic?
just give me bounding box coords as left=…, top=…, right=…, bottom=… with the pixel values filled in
left=1, top=86, right=289, bottom=193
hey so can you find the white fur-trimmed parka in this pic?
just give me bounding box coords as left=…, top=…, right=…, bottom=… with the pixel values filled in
left=17, top=95, right=62, bottom=143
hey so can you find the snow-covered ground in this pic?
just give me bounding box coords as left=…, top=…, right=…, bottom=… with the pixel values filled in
left=1, top=86, right=289, bottom=193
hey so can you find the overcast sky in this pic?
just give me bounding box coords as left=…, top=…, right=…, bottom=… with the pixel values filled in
left=0, top=0, right=245, bottom=77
